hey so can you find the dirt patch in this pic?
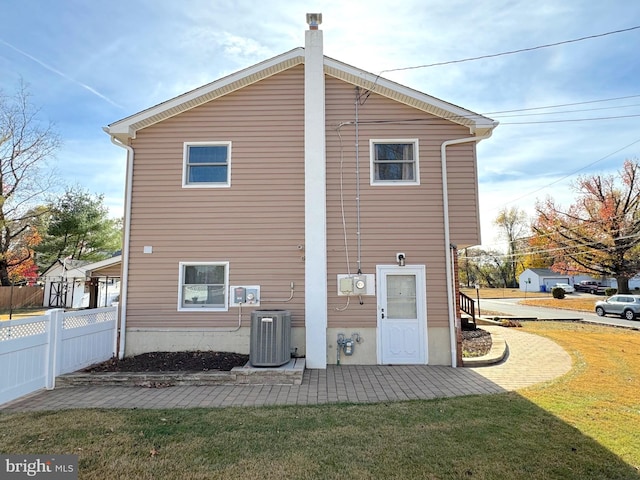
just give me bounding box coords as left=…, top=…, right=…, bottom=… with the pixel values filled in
left=84, top=351, right=250, bottom=373
left=462, top=329, right=492, bottom=358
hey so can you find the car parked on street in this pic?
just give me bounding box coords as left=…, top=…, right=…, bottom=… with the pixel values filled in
left=595, top=295, right=640, bottom=320
left=574, top=280, right=607, bottom=295
left=553, top=282, right=575, bottom=293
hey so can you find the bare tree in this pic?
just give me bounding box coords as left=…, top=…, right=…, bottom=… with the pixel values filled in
left=494, top=207, right=529, bottom=287
left=0, top=82, right=59, bottom=285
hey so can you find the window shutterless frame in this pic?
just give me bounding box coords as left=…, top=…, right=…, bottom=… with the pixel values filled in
left=369, top=139, right=420, bottom=186
left=182, top=141, right=232, bottom=188
left=177, top=261, right=229, bottom=311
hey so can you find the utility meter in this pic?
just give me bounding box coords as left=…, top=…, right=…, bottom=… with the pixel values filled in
left=353, top=275, right=367, bottom=295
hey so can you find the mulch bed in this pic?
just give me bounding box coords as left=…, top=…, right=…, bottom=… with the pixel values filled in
left=83, top=331, right=492, bottom=372
left=84, top=351, right=250, bottom=373
left=461, top=328, right=492, bottom=357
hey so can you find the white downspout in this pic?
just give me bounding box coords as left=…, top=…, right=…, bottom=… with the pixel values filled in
left=441, top=131, right=493, bottom=367
left=107, top=133, right=134, bottom=359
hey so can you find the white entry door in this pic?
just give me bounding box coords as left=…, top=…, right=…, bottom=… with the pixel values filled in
left=377, top=265, right=427, bottom=364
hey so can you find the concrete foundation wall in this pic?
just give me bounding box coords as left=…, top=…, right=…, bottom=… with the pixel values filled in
left=124, top=325, right=452, bottom=366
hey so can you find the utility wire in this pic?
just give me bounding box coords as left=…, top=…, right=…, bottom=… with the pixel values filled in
left=380, top=25, right=640, bottom=73
left=489, top=103, right=640, bottom=118
left=483, top=94, right=640, bottom=115
left=460, top=231, right=640, bottom=261
left=491, top=137, right=640, bottom=210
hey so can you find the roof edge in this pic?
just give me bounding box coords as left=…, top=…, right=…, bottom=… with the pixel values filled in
left=105, top=46, right=497, bottom=142
left=323, top=56, right=497, bottom=132
left=105, top=48, right=305, bottom=142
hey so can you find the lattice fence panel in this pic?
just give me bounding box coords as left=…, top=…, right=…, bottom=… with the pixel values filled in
left=0, top=320, right=46, bottom=341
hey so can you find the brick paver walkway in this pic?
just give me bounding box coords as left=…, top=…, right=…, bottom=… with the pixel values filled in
left=1, top=326, right=572, bottom=411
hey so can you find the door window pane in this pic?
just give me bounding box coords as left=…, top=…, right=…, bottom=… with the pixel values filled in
left=387, top=275, right=417, bottom=319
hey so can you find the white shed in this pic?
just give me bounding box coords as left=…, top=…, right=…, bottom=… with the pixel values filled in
left=519, top=268, right=570, bottom=293
left=41, top=255, right=121, bottom=309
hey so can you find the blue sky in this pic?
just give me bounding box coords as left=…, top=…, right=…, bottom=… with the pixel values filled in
left=2, top=0, right=639, bottom=250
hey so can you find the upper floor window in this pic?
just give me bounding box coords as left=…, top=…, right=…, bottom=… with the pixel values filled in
left=370, top=139, right=420, bottom=185
left=183, top=142, right=231, bottom=187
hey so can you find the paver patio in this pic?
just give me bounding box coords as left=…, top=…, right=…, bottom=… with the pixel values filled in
left=0, top=326, right=572, bottom=411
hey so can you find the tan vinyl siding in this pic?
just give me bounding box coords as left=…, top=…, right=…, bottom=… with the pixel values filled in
left=325, top=77, right=477, bottom=330
left=445, top=142, right=482, bottom=247
left=126, top=66, right=305, bottom=330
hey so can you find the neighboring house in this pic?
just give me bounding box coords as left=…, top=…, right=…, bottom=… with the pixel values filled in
left=519, top=268, right=627, bottom=293
left=519, top=269, right=571, bottom=292
left=42, top=256, right=121, bottom=309
left=104, top=15, right=497, bottom=368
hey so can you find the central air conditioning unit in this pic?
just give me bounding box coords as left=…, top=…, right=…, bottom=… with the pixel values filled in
left=250, top=310, right=291, bottom=367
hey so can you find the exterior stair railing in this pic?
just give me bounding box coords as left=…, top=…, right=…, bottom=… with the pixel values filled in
left=459, top=291, right=477, bottom=329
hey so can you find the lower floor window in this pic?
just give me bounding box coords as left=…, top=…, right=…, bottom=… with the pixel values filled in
left=179, top=262, right=228, bottom=310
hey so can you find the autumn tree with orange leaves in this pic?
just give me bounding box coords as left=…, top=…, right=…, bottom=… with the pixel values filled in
left=533, top=159, right=640, bottom=293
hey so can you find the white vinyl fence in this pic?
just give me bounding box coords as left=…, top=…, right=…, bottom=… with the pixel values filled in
left=0, top=307, right=118, bottom=405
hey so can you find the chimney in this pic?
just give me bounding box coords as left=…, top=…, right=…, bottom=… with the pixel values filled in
left=304, top=13, right=327, bottom=369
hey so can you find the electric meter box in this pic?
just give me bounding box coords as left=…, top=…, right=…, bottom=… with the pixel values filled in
left=336, top=274, right=375, bottom=296
left=229, top=285, right=261, bottom=307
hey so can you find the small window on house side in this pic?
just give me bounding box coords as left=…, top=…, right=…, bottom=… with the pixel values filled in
left=178, top=262, right=228, bottom=311
left=370, top=139, right=420, bottom=185
left=183, top=142, right=231, bottom=187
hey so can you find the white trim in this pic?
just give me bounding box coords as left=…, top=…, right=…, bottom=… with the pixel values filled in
left=106, top=48, right=305, bottom=140
left=323, top=57, right=498, bottom=133
left=440, top=133, right=493, bottom=367
left=105, top=50, right=497, bottom=144
left=376, top=264, right=427, bottom=364
left=369, top=139, right=420, bottom=186
left=182, top=141, right=232, bottom=188
left=304, top=27, right=328, bottom=369
left=177, top=261, right=229, bottom=312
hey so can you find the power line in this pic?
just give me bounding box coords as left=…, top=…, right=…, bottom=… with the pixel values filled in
left=499, top=113, right=640, bottom=125
left=380, top=25, right=640, bottom=74
left=483, top=94, right=640, bottom=115
left=492, top=137, right=640, bottom=210
left=460, top=231, right=640, bottom=261
left=489, top=103, right=640, bottom=118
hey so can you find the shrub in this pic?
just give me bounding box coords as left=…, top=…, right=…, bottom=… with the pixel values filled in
left=499, top=319, right=522, bottom=327
left=551, top=286, right=566, bottom=299
left=605, top=288, right=617, bottom=296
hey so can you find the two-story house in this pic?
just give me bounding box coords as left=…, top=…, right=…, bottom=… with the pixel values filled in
left=104, top=14, right=497, bottom=369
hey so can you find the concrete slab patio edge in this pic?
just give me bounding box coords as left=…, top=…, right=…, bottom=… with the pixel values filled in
left=462, top=330, right=507, bottom=367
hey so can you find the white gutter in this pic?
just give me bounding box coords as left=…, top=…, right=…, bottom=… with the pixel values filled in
left=106, top=132, right=134, bottom=359
left=441, top=131, right=494, bottom=367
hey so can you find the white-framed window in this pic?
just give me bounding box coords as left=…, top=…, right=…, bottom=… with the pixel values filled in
left=178, top=262, right=229, bottom=311
left=182, top=142, right=231, bottom=187
left=370, top=139, right=420, bottom=185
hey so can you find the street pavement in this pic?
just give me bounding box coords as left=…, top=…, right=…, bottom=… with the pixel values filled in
left=479, top=295, right=640, bottom=329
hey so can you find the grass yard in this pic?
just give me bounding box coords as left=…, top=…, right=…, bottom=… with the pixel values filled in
left=460, top=287, right=550, bottom=299
left=0, top=307, right=46, bottom=320
left=519, top=296, right=598, bottom=312
left=1, top=322, right=639, bottom=479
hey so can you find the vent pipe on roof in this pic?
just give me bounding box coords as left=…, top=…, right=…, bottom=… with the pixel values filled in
left=306, top=13, right=322, bottom=30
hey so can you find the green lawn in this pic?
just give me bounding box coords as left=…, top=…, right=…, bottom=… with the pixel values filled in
left=1, top=322, right=639, bottom=479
